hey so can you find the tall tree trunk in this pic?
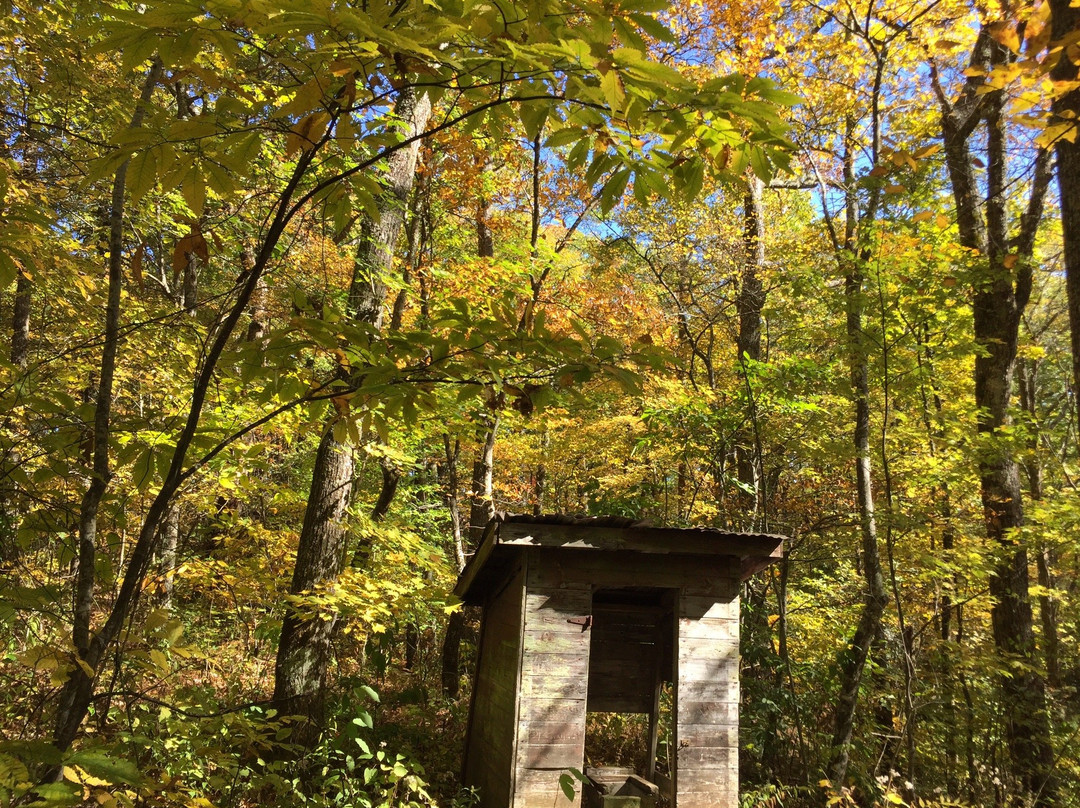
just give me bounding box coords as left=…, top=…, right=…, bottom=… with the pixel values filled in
left=935, top=29, right=1057, bottom=804
left=1050, top=0, right=1080, bottom=453
left=272, top=434, right=355, bottom=748
left=828, top=112, right=888, bottom=788
left=181, top=252, right=198, bottom=314
left=735, top=176, right=765, bottom=520
left=828, top=253, right=888, bottom=786
left=50, top=69, right=333, bottom=757
left=53, top=60, right=162, bottom=755
left=1018, top=360, right=1061, bottom=687
left=272, top=86, right=431, bottom=743
left=439, top=435, right=466, bottom=698
left=476, top=157, right=495, bottom=259
left=1, top=270, right=31, bottom=563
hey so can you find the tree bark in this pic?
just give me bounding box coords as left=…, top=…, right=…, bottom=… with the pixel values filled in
left=439, top=435, right=467, bottom=698
left=1, top=270, right=31, bottom=562
left=828, top=112, right=888, bottom=788
left=1050, top=0, right=1080, bottom=454
left=10, top=269, right=30, bottom=368
left=158, top=502, right=179, bottom=609
left=272, top=85, right=431, bottom=743
left=936, top=29, right=1057, bottom=804
left=1018, top=360, right=1061, bottom=687
left=468, top=419, right=497, bottom=541
left=272, top=433, right=355, bottom=747
left=476, top=158, right=495, bottom=259
left=181, top=251, right=198, bottom=314
left=735, top=176, right=766, bottom=519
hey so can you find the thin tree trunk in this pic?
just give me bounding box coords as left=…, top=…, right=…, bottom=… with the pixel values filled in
left=439, top=435, right=467, bottom=698
left=1, top=270, right=31, bottom=562
left=1018, top=360, right=1061, bottom=687
left=735, top=176, right=765, bottom=519
left=54, top=60, right=162, bottom=755
left=158, top=503, right=179, bottom=609
left=916, top=332, right=961, bottom=794
left=828, top=111, right=888, bottom=788
left=1050, top=0, right=1080, bottom=454
left=181, top=252, right=198, bottom=314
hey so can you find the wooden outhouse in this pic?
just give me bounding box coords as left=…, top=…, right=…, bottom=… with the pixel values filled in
left=455, top=514, right=786, bottom=808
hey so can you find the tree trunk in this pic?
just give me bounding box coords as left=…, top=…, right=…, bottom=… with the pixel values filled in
left=54, top=61, right=163, bottom=756
left=1, top=270, right=31, bottom=562
left=1017, top=359, right=1061, bottom=687
left=476, top=158, right=495, bottom=259
left=11, top=269, right=30, bottom=368
left=468, top=419, right=497, bottom=541
left=735, top=176, right=765, bottom=519
left=828, top=114, right=888, bottom=788
left=348, top=90, right=432, bottom=328
left=936, top=30, right=1057, bottom=803
left=828, top=253, right=888, bottom=785
left=158, top=502, right=179, bottom=609
left=272, top=433, right=355, bottom=747
left=271, top=85, right=431, bottom=744
left=439, top=435, right=467, bottom=698
left=181, top=251, right=198, bottom=314
left=1050, top=0, right=1080, bottom=454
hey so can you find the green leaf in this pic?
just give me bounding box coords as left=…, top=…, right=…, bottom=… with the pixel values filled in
left=599, top=168, right=631, bottom=214
left=628, top=12, right=677, bottom=43
left=66, top=750, right=142, bottom=785
left=559, top=772, right=575, bottom=801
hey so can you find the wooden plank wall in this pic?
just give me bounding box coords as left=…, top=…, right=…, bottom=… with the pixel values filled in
left=464, top=564, right=525, bottom=808
left=501, top=548, right=742, bottom=808
left=674, top=578, right=741, bottom=808
left=514, top=553, right=592, bottom=808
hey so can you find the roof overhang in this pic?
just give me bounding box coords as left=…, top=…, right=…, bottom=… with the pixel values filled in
left=454, top=515, right=786, bottom=605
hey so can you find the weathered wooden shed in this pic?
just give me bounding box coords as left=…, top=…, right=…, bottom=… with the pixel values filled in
left=455, top=514, right=786, bottom=808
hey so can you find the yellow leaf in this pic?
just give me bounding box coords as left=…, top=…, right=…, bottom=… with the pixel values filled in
left=286, top=112, right=332, bottom=158
left=912, top=211, right=934, bottom=223
left=1003, top=254, right=1019, bottom=269
left=936, top=214, right=950, bottom=228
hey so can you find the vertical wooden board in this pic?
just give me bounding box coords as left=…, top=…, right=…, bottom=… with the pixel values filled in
left=515, top=555, right=591, bottom=808
left=515, top=769, right=583, bottom=808
left=464, top=565, right=525, bottom=808
left=674, top=588, right=740, bottom=808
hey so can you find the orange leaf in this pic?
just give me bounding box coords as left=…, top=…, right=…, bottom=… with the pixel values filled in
left=130, top=244, right=145, bottom=291
left=1003, top=254, right=1019, bottom=269
left=286, top=112, right=332, bottom=158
